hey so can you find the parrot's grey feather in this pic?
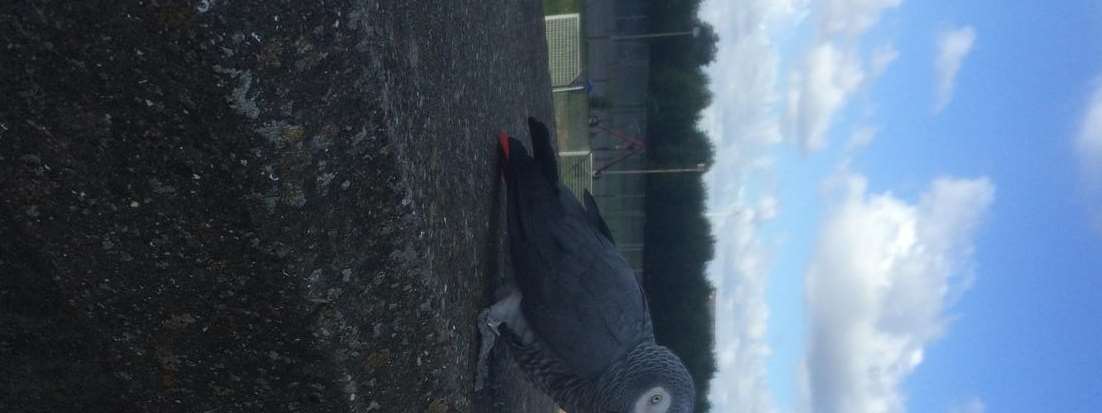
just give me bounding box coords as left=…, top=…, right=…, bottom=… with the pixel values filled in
left=583, top=190, right=616, bottom=245
left=501, top=327, right=596, bottom=412
left=505, top=121, right=652, bottom=379
left=493, top=118, right=695, bottom=413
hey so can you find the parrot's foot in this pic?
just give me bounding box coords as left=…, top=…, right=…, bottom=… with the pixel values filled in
left=475, top=308, right=502, bottom=391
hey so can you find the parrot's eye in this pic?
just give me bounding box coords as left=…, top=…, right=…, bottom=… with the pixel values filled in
left=649, top=394, right=663, bottom=405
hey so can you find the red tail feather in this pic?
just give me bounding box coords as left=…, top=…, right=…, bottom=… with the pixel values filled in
left=498, top=130, right=510, bottom=161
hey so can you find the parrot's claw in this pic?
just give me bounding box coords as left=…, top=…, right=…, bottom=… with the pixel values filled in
left=475, top=308, right=501, bottom=391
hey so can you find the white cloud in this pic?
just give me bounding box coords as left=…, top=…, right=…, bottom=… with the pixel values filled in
left=700, top=0, right=807, bottom=411
left=818, top=0, right=901, bottom=37
left=1078, top=76, right=1102, bottom=173
left=787, top=43, right=866, bottom=152
left=848, top=126, right=878, bottom=151
left=757, top=195, right=781, bottom=221
left=707, top=205, right=777, bottom=413
left=948, top=398, right=986, bottom=413
left=786, top=0, right=900, bottom=153
left=870, top=45, right=899, bottom=79
left=702, top=0, right=907, bottom=409
left=800, top=173, right=995, bottom=413
left=935, top=26, right=976, bottom=113
left=1077, top=75, right=1102, bottom=235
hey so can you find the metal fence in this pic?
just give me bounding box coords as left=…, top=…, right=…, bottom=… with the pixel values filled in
left=557, top=151, right=592, bottom=200
left=545, top=14, right=582, bottom=88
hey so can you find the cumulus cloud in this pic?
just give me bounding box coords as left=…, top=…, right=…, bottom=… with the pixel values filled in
left=786, top=0, right=900, bottom=153
left=707, top=204, right=777, bottom=413
left=787, top=43, right=866, bottom=152
left=700, top=0, right=806, bottom=411
left=702, top=0, right=907, bottom=409
left=800, top=173, right=995, bottom=413
left=935, top=26, right=976, bottom=113
left=948, top=398, right=986, bottom=413
left=818, top=0, right=902, bottom=37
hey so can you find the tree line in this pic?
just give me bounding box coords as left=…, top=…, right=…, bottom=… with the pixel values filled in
left=637, top=0, right=719, bottom=411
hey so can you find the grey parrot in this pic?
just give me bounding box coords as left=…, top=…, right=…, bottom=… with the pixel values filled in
left=476, top=118, right=696, bottom=413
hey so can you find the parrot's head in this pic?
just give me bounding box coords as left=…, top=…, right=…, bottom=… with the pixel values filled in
left=601, top=343, right=696, bottom=413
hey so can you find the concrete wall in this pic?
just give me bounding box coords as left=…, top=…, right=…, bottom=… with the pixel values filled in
left=0, top=1, right=556, bottom=411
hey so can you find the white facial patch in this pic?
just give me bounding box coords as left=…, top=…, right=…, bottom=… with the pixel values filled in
left=632, top=386, right=672, bottom=413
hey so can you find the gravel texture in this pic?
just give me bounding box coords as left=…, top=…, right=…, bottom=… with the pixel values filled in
left=0, top=1, right=556, bottom=412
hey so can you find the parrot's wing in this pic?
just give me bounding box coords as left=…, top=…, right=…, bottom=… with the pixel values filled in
left=512, top=190, right=652, bottom=379
left=505, top=118, right=652, bottom=379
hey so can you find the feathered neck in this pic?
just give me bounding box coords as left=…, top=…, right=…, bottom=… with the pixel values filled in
left=502, top=328, right=692, bottom=412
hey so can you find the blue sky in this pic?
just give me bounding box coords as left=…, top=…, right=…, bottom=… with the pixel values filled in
left=698, top=1, right=1102, bottom=412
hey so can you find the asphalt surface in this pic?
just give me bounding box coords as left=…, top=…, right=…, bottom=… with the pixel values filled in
left=1, top=0, right=557, bottom=412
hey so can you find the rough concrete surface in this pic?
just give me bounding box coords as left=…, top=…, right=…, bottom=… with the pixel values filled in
left=1, top=1, right=556, bottom=412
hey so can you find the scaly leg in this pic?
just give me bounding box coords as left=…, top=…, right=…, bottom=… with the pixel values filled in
left=475, top=290, right=524, bottom=391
